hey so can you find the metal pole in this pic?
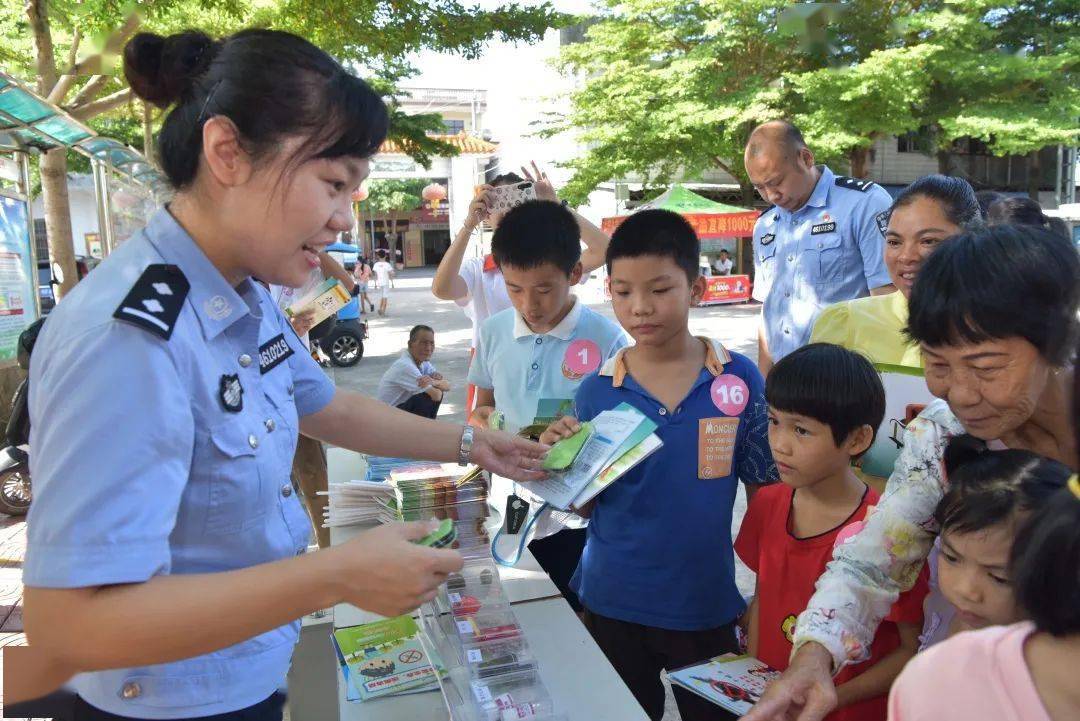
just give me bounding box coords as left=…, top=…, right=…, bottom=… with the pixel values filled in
left=91, top=159, right=112, bottom=256
left=18, top=151, right=41, bottom=320
left=100, top=164, right=117, bottom=254
left=1056, top=145, right=1064, bottom=206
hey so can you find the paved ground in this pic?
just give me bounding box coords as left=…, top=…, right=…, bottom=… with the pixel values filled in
left=0, top=267, right=762, bottom=721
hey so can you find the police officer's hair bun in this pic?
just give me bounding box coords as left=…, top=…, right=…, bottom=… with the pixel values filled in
left=121, top=29, right=388, bottom=190
left=124, top=31, right=221, bottom=109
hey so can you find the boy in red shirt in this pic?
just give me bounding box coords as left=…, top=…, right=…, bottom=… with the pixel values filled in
left=735, top=343, right=928, bottom=721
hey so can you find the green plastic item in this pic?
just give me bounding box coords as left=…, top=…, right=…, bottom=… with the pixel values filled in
left=542, top=422, right=594, bottom=471
left=488, top=410, right=506, bottom=431
left=415, top=518, right=456, bottom=548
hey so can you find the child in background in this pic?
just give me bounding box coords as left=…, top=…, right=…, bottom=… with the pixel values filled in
left=735, top=343, right=927, bottom=721
left=372, top=250, right=394, bottom=316
left=919, top=437, right=1073, bottom=649
left=352, top=254, right=374, bottom=313
left=889, top=469, right=1079, bottom=721
left=540, top=209, right=777, bottom=721
left=468, top=200, right=627, bottom=611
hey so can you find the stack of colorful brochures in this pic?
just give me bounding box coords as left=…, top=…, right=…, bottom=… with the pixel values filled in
left=529, top=403, right=663, bottom=510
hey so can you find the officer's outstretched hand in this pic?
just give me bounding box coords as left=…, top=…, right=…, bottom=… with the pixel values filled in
left=333, top=521, right=463, bottom=617
left=471, top=428, right=549, bottom=482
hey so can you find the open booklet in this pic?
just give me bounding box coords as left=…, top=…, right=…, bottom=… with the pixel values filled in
left=527, top=403, right=663, bottom=510
left=668, top=653, right=780, bottom=716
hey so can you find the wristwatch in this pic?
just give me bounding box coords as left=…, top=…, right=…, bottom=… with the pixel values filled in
left=458, top=425, right=475, bottom=466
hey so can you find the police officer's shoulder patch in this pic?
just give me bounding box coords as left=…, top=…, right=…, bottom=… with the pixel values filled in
left=834, top=176, right=876, bottom=193
left=113, top=264, right=190, bottom=340
left=876, top=210, right=891, bottom=236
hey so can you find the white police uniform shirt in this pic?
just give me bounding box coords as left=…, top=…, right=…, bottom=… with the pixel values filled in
left=751, top=165, right=892, bottom=362
left=24, top=208, right=335, bottom=718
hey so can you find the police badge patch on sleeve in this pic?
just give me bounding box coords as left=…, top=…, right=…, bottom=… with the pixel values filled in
left=113, top=265, right=190, bottom=340
left=876, top=210, right=891, bottom=236
left=219, top=374, right=244, bottom=412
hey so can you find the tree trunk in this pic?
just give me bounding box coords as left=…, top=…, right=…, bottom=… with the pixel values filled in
left=1026, top=149, right=1041, bottom=201
left=936, top=149, right=951, bottom=175
left=740, top=181, right=755, bottom=207
left=40, top=148, right=79, bottom=298
left=27, top=0, right=79, bottom=300
left=849, top=145, right=871, bottom=178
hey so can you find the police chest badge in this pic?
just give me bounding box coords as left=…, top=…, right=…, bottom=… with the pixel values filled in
left=759, top=233, right=776, bottom=246
left=219, top=374, right=243, bottom=412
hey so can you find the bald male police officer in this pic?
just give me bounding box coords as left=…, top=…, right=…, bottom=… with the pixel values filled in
left=744, top=121, right=894, bottom=374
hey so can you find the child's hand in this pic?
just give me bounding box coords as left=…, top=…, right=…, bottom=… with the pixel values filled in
left=289, top=308, right=317, bottom=337
left=539, top=416, right=581, bottom=446
left=466, top=186, right=493, bottom=230
left=570, top=498, right=596, bottom=519
left=470, top=405, right=495, bottom=428
left=418, top=375, right=433, bottom=389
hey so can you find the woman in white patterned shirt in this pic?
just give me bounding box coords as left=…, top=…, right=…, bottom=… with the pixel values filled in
left=746, top=224, right=1079, bottom=721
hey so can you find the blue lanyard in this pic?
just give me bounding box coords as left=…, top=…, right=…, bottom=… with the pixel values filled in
left=490, top=501, right=551, bottom=567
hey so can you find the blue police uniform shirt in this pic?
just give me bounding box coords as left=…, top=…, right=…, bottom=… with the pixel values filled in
left=752, top=165, right=892, bottom=362
left=569, top=339, right=778, bottom=630
left=24, top=208, right=336, bottom=718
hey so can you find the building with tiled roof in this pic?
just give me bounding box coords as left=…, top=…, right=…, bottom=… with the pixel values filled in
left=378, top=132, right=498, bottom=156
left=360, top=89, right=498, bottom=268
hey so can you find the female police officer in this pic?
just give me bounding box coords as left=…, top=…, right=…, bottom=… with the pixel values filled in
left=20, top=30, right=547, bottom=720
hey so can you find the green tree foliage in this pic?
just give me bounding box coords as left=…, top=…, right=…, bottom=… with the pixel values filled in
left=2, top=0, right=564, bottom=296
left=553, top=0, right=1079, bottom=202
left=359, top=178, right=427, bottom=249
left=550, top=0, right=808, bottom=206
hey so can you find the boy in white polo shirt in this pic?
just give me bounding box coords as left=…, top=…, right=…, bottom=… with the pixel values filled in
left=468, top=200, right=627, bottom=611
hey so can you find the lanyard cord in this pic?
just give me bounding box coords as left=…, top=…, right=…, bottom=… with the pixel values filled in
left=490, top=501, right=551, bottom=567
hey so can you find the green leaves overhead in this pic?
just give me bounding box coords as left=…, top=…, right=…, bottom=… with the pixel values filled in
left=552, top=0, right=1079, bottom=203
left=3, top=0, right=566, bottom=164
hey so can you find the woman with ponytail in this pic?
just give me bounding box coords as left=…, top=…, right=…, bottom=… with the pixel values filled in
left=21, top=29, right=546, bottom=720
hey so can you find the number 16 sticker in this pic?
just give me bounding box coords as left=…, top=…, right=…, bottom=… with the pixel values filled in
left=711, top=374, right=749, bottom=416
left=563, top=339, right=601, bottom=380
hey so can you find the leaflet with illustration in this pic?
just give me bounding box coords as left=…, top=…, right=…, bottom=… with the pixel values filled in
left=285, top=277, right=350, bottom=327
left=668, top=653, right=780, bottom=716
left=572, top=432, right=663, bottom=508
left=332, top=615, right=443, bottom=702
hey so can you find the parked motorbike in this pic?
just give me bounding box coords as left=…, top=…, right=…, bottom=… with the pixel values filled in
left=0, top=318, right=44, bottom=516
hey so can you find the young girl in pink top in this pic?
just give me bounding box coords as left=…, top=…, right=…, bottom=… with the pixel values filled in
left=889, top=465, right=1080, bottom=720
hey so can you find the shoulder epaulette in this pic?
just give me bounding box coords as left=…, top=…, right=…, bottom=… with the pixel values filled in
left=834, top=176, right=876, bottom=193
left=112, top=264, right=190, bottom=340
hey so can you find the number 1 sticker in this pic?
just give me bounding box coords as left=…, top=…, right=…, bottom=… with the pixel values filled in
left=711, top=374, right=749, bottom=416
left=562, top=339, right=601, bottom=380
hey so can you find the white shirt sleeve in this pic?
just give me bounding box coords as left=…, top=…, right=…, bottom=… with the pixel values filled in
left=456, top=256, right=484, bottom=308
